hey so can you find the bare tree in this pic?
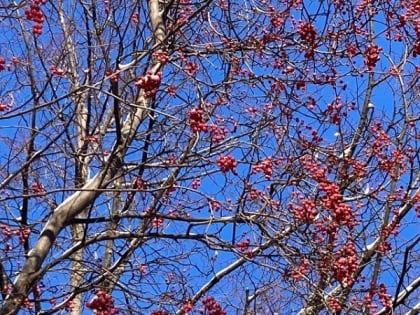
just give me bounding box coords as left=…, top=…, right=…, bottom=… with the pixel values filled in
left=0, top=0, right=419, bottom=314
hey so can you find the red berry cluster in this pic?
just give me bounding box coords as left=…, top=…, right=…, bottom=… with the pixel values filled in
left=346, top=158, right=367, bottom=179
left=364, top=283, right=392, bottom=312
left=151, top=310, right=169, bottom=315
left=290, top=198, right=317, bottom=223
left=189, top=108, right=208, bottom=132
left=216, top=155, right=238, bottom=174
left=86, top=290, right=119, bottom=315
left=328, top=297, right=342, bottom=312
left=333, top=242, right=359, bottom=286
left=84, top=135, right=99, bottom=143
left=326, top=97, right=343, bottom=125
left=301, top=156, right=327, bottom=182
left=377, top=224, right=396, bottom=254
left=208, top=199, right=222, bottom=212
left=290, top=258, right=309, bottom=281
left=364, top=44, right=382, bottom=71
left=131, top=13, right=139, bottom=24
left=184, top=61, right=199, bottom=76
left=182, top=301, right=193, bottom=313
left=0, top=103, right=12, bottom=112
left=105, top=69, right=119, bottom=83
left=31, top=181, right=46, bottom=196
left=19, top=227, right=31, bottom=244
left=65, top=299, right=75, bottom=311
left=50, top=65, right=65, bottom=76
left=134, top=177, right=147, bottom=190
left=298, top=21, right=317, bottom=57
left=209, top=124, right=228, bottom=143
left=167, top=85, right=177, bottom=96
left=378, top=283, right=392, bottom=309
left=139, top=264, right=147, bottom=274
left=152, top=216, right=164, bottom=228
left=0, top=224, right=13, bottom=238
left=0, top=225, right=31, bottom=244
left=0, top=57, right=5, bottom=71
left=153, top=50, right=169, bottom=64
left=318, top=181, right=357, bottom=228
left=298, top=21, right=317, bottom=43
left=22, top=297, right=34, bottom=310
left=370, top=123, right=392, bottom=155
left=249, top=188, right=259, bottom=200
left=252, top=157, right=273, bottom=179
left=199, top=297, right=226, bottom=315
left=191, top=178, right=201, bottom=189
left=134, top=72, right=162, bottom=98
left=236, top=238, right=250, bottom=252
left=25, top=0, right=47, bottom=35
left=128, top=176, right=147, bottom=199
left=270, top=12, right=284, bottom=28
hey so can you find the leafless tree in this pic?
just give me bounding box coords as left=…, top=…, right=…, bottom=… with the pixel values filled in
left=0, top=0, right=419, bottom=314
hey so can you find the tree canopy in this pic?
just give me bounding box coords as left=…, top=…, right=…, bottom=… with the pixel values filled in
left=0, top=0, right=419, bottom=314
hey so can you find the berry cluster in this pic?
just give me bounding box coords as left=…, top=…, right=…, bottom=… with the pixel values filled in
left=333, top=242, right=359, bottom=286
left=249, top=188, right=259, bottom=200
left=105, top=69, right=119, bottom=83
left=209, top=199, right=222, bottom=211
left=298, top=22, right=317, bottom=43
left=167, top=85, right=177, bottom=96
left=298, top=21, right=317, bottom=58
left=22, top=297, right=34, bottom=310
left=131, top=13, right=139, bottom=24
left=377, top=283, right=392, bottom=310
left=25, top=0, right=46, bottom=35
left=364, top=44, right=382, bottom=71
left=31, top=181, right=46, bottom=196
left=199, top=297, right=226, bottom=315
left=364, top=283, right=391, bottom=313
left=370, top=123, right=392, bottom=155
left=270, top=12, right=284, bottom=28
left=19, top=227, right=31, bottom=244
left=153, top=50, right=169, bottom=64
left=189, top=108, right=208, bottom=132
left=236, top=238, right=250, bottom=252
left=209, top=124, right=228, bottom=143
left=290, top=258, right=309, bottom=281
left=65, top=299, right=75, bottom=311
left=134, top=72, right=162, bottom=98
left=252, top=157, right=273, bottom=179
left=191, top=178, right=201, bottom=189
left=216, top=155, right=238, bottom=174
left=0, top=103, right=12, bottom=112
left=86, top=290, right=119, bottom=315
left=346, top=158, right=367, bottom=179
left=184, top=61, right=199, bottom=76
left=0, top=225, right=31, bottom=244
left=290, top=198, right=317, bottom=223
left=318, top=181, right=357, bottom=228
left=326, top=97, right=343, bottom=125
left=0, top=57, right=5, bottom=71
left=134, top=177, right=147, bottom=190
left=84, top=135, right=99, bottom=143
left=50, top=65, right=65, bottom=76
left=139, top=264, right=147, bottom=274
left=182, top=301, right=193, bottom=313
left=151, top=310, right=169, bottom=315
left=152, top=216, right=164, bottom=229
left=328, top=297, right=342, bottom=312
